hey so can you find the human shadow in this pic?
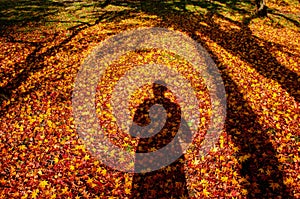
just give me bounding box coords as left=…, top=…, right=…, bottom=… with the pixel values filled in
left=99, top=1, right=297, bottom=197
left=129, top=80, right=192, bottom=198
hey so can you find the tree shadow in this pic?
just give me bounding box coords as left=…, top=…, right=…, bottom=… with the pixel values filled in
left=129, top=81, right=192, bottom=198
left=136, top=0, right=299, bottom=103
left=221, top=67, right=292, bottom=198
left=194, top=14, right=295, bottom=198
left=192, top=13, right=296, bottom=199
left=268, top=8, right=300, bottom=28
left=0, top=0, right=65, bottom=28
left=101, top=1, right=297, bottom=197
left=0, top=8, right=135, bottom=115
left=203, top=12, right=299, bottom=103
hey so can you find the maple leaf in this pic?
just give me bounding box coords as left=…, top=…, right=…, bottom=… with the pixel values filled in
left=231, top=178, right=239, bottom=185
left=19, top=145, right=27, bottom=150
left=180, top=195, right=189, bottom=199
left=82, top=190, right=90, bottom=198
left=86, top=177, right=93, bottom=184
left=202, top=188, right=210, bottom=197
left=54, top=157, right=59, bottom=164
left=21, top=193, right=28, bottom=199
left=31, top=189, right=39, bottom=199
left=241, top=189, right=248, bottom=195
left=125, top=188, right=131, bottom=194
left=62, top=187, right=68, bottom=194
left=96, top=167, right=102, bottom=173
left=221, top=176, right=228, bottom=182
left=238, top=154, right=251, bottom=162
left=70, top=165, right=75, bottom=171
left=200, top=179, right=208, bottom=187
left=39, top=180, right=48, bottom=188
left=259, top=168, right=264, bottom=173
left=269, top=182, right=280, bottom=191
left=284, top=177, right=294, bottom=185
left=192, top=158, right=200, bottom=166
left=101, top=168, right=107, bottom=175
left=83, top=155, right=90, bottom=161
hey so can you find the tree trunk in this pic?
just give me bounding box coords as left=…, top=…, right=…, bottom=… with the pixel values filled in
left=256, top=0, right=268, bottom=17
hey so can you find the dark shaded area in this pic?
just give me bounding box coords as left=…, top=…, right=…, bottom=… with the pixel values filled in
left=0, top=0, right=64, bottom=28
left=130, top=81, right=191, bottom=198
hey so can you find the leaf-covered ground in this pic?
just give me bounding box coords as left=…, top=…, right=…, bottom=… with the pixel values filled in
left=0, top=0, right=299, bottom=198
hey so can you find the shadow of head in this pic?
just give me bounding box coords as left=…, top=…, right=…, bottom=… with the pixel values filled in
left=153, top=80, right=168, bottom=98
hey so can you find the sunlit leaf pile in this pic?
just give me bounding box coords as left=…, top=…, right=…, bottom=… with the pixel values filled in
left=0, top=0, right=299, bottom=198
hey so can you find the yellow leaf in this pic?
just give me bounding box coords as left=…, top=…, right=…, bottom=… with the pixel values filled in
left=101, top=168, right=107, bottom=175
left=219, top=155, right=225, bottom=161
left=192, top=158, right=200, bottom=166
left=203, top=188, right=210, bottom=197
left=278, top=155, right=286, bottom=163
left=233, top=146, right=239, bottom=152
left=39, top=180, right=48, bottom=188
left=221, top=176, right=228, bottom=182
left=241, top=189, right=248, bottom=195
left=239, top=154, right=251, bottom=162
left=21, top=193, right=28, bottom=199
left=259, top=168, right=264, bottom=173
left=266, top=169, right=271, bottom=176
left=231, top=178, right=238, bottom=185
left=31, top=189, right=39, bottom=199
left=19, top=145, right=27, bottom=150
left=47, top=120, right=54, bottom=128
left=212, top=147, right=218, bottom=153
left=200, top=179, right=208, bottom=186
left=83, top=155, right=90, bottom=161
left=180, top=195, right=189, bottom=199
left=284, top=177, right=294, bottom=185
left=276, top=123, right=281, bottom=129
left=70, top=165, right=75, bottom=171
left=286, top=133, right=292, bottom=140
left=87, top=178, right=93, bottom=184
left=125, top=188, right=131, bottom=194
left=62, top=187, right=68, bottom=194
